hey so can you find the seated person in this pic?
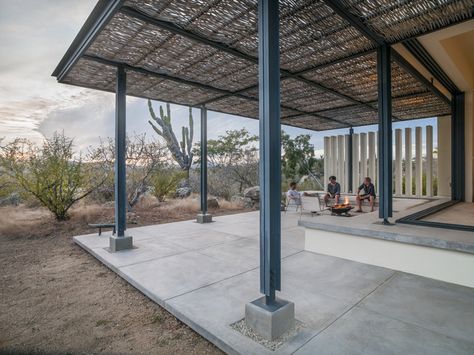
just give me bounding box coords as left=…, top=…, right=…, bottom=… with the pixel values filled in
left=356, top=177, right=376, bottom=212
left=287, top=182, right=302, bottom=205
left=324, top=176, right=341, bottom=205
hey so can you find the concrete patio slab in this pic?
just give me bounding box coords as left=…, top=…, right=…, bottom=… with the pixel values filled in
left=294, top=306, right=474, bottom=355
left=74, top=211, right=474, bottom=355
left=120, top=250, right=248, bottom=300
left=360, top=273, right=474, bottom=343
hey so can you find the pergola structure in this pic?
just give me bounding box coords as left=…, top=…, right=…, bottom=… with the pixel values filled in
left=53, top=0, right=472, bottom=339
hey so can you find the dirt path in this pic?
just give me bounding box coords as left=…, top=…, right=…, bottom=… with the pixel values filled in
left=0, top=204, right=246, bottom=354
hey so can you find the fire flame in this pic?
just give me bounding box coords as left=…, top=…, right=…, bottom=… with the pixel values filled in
left=333, top=196, right=351, bottom=209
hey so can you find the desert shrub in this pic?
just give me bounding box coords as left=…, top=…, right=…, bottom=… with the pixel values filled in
left=0, top=132, right=105, bottom=220
left=193, top=129, right=259, bottom=199
left=150, top=169, right=185, bottom=201
left=89, top=133, right=168, bottom=208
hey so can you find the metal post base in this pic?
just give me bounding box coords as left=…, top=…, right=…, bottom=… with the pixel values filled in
left=109, top=235, right=133, bottom=252
left=196, top=213, right=212, bottom=223
left=245, top=296, right=295, bottom=341
left=383, top=218, right=394, bottom=226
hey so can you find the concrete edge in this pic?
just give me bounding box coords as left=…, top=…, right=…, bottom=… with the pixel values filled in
left=298, top=220, right=474, bottom=254
left=72, top=236, right=266, bottom=355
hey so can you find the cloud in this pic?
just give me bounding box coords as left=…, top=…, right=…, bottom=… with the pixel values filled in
left=0, top=0, right=439, bottom=156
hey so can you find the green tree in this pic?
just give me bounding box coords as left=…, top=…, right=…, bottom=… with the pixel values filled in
left=194, top=129, right=259, bottom=196
left=150, top=169, right=185, bottom=202
left=0, top=132, right=104, bottom=220
left=281, top=131, right=319, bottom=181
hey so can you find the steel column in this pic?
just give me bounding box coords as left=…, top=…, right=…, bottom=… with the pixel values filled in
left=258, top=0, right=280, bottom=304
left=377, top=44, right=393, bottom=222
left=452, top=92, right=465, bottom=201
left=115, top=66, right=127, bottom=237
left=348, top=128, right=354, bottom=193
left=200, top=106, right=208, bottom=214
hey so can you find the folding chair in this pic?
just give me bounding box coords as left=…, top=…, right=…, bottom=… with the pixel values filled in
left=285, top=195, right=302, bottom=212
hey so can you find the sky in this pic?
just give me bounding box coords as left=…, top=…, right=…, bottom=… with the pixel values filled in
left=0, top=0, right=437, bottom=157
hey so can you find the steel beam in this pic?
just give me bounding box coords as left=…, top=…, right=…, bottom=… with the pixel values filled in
left=404, top=39, right=459, bottom=94
left=451, top=92, right=465, bottom=201
left=115, top=65, right=127, bottom=236
left=53, top=0, right=125, bottom=81
left=200, top=106, right=208, bottom=214
left=392, top=51, right=450, bottom=105
left=321, top=0, right=451, bottom=106
left=258, top=0, right=281, bottom=304
left=377, top=44, right=393, bottom=222
left=198, top=48, right=377, bottom=107
left=120, top=6, right=381, bottom=116
left=323, top=0, right=385, bottom=45
left=83, top=54, right=346, bottom=127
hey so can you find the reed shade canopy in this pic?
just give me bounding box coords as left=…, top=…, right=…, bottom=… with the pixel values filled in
left=53, top=0, right=473, bottom=131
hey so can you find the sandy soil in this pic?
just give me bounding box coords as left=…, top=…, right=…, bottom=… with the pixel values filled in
left=0, top=202, right=248, bottom=354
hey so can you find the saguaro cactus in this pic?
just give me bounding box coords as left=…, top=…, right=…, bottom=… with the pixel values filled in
left=148, top=100, right=194, bottom=185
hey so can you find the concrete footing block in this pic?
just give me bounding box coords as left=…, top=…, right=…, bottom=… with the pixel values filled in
left=196, top=213, right=213, bottom=223
left=245, top=296, right=295, bottom=341
left=109, top=235, right=133, bottom=252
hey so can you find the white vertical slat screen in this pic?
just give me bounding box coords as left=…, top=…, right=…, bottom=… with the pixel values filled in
left=395, top=129, right=403, bottom=196
left=359, top=133, right=367, bottom=183
left=352, top=134, right=360, bottom=191
left=405, top=127, right=412, bottom=196
left=324, top=136, right=330, bottom=191
left=337, top=135, right=345, bottom=191
left=368, top=132, right=377, bottom=188
left=415, top=127, right=423, bottom=196
left=323, top=125, right=436, bottom=198
left=426, top=125, right=433, bottom=197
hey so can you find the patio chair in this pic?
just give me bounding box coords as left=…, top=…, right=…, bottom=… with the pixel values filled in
left=285, top=195, right=302, bottom=212
left=300, top=193, right=329, bottom=218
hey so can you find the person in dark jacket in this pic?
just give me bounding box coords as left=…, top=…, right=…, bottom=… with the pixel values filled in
left=356, top=177, right=376, bottom=212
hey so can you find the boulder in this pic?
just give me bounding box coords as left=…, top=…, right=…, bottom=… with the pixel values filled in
left=0, top=193, right=20, bottom=207
left=176, top=186, right=192, bottom=198
left=243, top=186, right=260, bottom=200
left=207, top=197, right=219, bottom=209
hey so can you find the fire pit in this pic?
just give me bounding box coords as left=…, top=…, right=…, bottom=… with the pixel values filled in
left=330, top=197, right=353, bottom=216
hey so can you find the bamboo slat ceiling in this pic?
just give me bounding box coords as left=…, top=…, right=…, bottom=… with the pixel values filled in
left=54, top=0, right=473, bottom=131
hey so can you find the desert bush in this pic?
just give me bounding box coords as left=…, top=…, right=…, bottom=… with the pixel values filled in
left=0, top=132, right=105, bottom=220
left=89, top=133, right=168, bottom=208
left=193, top=129, right=259, bottom=199
left=150, top=169, right=185, bottom=201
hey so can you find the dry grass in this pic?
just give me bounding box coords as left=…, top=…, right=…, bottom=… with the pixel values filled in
left=0, top=196, right=247, bottom=240
left=0, top=205, right=52, bottom=238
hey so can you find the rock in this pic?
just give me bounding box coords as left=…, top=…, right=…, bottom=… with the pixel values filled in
left=243, top=186, right=260, bottom=200
left=244, top=197, right=257, bottom=209
left=176, top=186, right=192, bottom=198
left=242, top=186, right=260, bottom=209
left=207, top=197, right=219, bottom=209
left=0, top=193, right=20, bottom=206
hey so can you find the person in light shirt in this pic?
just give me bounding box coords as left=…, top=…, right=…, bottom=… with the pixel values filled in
left=287, top=182, right=302, bottom=206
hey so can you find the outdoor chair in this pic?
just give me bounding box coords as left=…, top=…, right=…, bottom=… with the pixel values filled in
left=300, top=193, right=329, bottom=218
left=285, top=195, right=302, bottom=212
